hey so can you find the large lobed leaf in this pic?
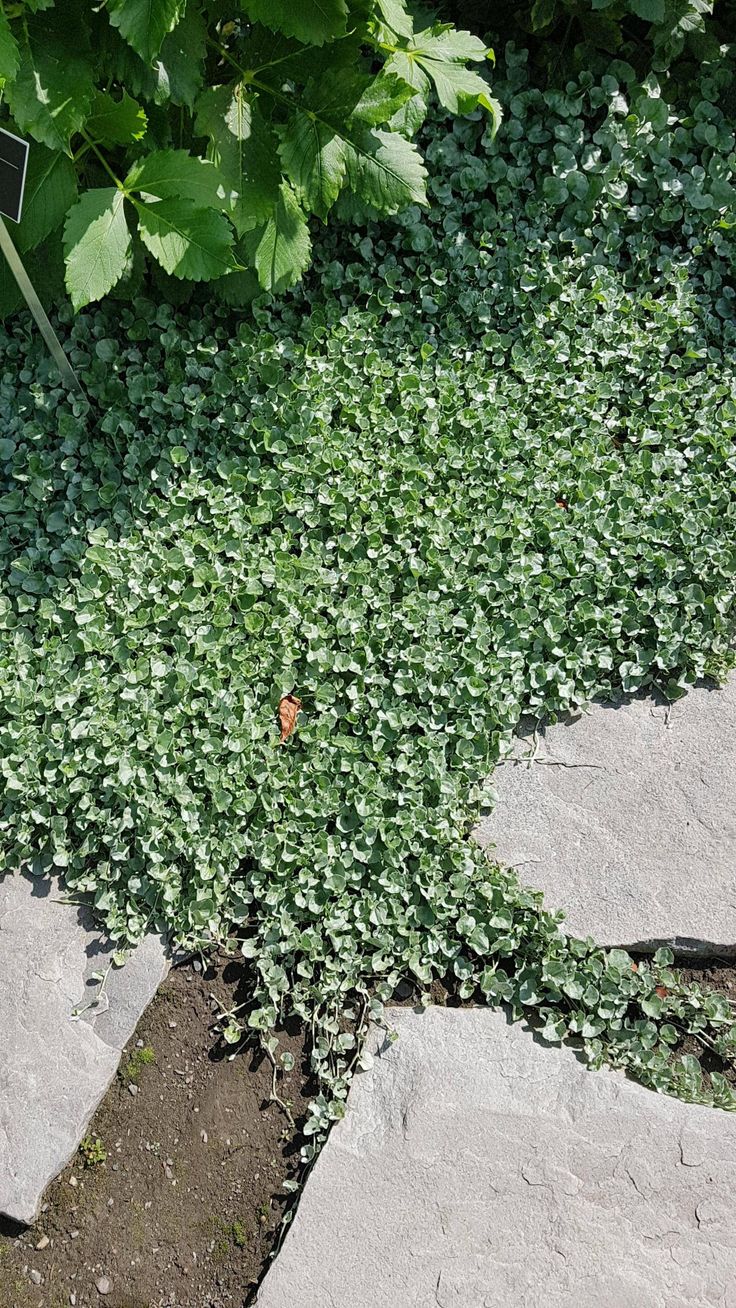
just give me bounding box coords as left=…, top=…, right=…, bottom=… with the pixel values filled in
left=386, top=25, right=500, bottom=127
left=0, top=8, right=19, bottom=83
left=86, top=90, right=147, bottom=147
left=100, top=5, right=206, bottom=108
left=251, top=182, right=311, bottom=291
left=15, top=145, right=77, bottom=253
left=135, top=197, right=235, bottom=280
left=376, top=0, right=413, bottom=37
left=63, top=187, right=130, bottom=309
left=278, top=112, right=347, bottom=219
left=240, top=0, right=348, bottom=46
left=125, top=148, right=233, bottom=210
left=105, top=0, right=186, bottom=64
left=195, top=86, right=281, bottom=233
left=345, top=129, right=428, bottom=212
left=6, top=10, right=94, bottom=152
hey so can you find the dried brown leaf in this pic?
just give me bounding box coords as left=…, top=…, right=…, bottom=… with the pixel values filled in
left=278, top=693, right=302, bottom=743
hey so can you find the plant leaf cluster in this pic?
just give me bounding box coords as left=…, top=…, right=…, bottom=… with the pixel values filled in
left=443, top=0, right=730, bottom=88
left=1, top=47, right=736, bottom=1146
left=0, top=0, right=498, bottom=312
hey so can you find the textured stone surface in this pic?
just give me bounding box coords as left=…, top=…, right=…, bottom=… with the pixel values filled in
left=475, top=678, right=736, bottom=952
left=256, top=1008, right=736, bottom=1308
left=0, top=872, right=168, bottom=1224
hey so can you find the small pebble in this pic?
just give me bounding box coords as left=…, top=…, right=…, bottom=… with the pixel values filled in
left=35, top=1235, right=49, bottom=1250
left=107, top=1198, right=114, bottom=1208
left=200, top=1130, right=208, bottom=1144
left=68, top=1176, right=78, bottom=1188
left=30, top=1270, right=42, bottom=1285
left=128, top=1083, right=138, bottom=1097
left=70, top=1230, right=79, bottom=1240
left=136, top=1039, right=144, bottom=1048
left=70, top=1295, right=77, bottom=1306
left=96, top=1276, right=112, bottom=1295
left=192, top=958, right=202, bottom=972
left=168, top=1020, right=177, bottom=1028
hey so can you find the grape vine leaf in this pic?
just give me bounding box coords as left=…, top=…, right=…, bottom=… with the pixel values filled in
left=424, top=60, right=501, bottom=121
left=86, top=90, right=147, bottom=146
left=239, top=0, right=348, bottom=46
left=252, top=183, right=311, bottom=292
left=385, top=25, right=499, bottom=125
left=136, top=197, right=235, bottom=280
left=6, top=13, right=94, bottom=152
left=16, top=145, right=77, bottom=253
left=629, top=0, right=665, bottom=20
left=125, top=149, right=233, bottom=210
left=100, top=7, right=205, bottom=108
left=347, top=73, right=417, bottom=126
left=155, top=3, right=207, bottom=107
left=106, top=0, right=185, bottom=64
left=0, top=8, right=20, bottom=82
left=345, top=129, right=427, bottom=213
left=279, top=112, right=347, bottom=218
left=301, top=69, right=415, bottom=127
left=195, top=87, right=281, bottom=234
left=376, top=0, right=413, bottom=38
left=63, top=188, right=131, bottom=309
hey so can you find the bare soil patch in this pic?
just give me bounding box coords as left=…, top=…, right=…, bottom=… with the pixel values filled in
left=0, top=956, right=310, bottom=1308
left=678, top=957, right=736, bottom=1089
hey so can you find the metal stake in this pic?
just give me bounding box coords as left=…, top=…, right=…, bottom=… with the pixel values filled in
left=0, top=215, right=84, bottom=396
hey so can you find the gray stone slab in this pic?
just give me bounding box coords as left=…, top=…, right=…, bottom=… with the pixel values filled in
left=475, top=678, right=736, bottom=953
left=256, top=1008, right=736, bottom=1308
left=0, top=871, right=168, bottom=1224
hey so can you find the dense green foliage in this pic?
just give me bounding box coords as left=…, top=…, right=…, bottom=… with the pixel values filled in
left=2, top=48, right=736, bottom=1140
left=0, top=0, right=497, bottom=312
left=444, top=0, right=731, bottom=84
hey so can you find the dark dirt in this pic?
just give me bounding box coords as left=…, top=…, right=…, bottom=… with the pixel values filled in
left=679, top=957, right=736, bottom=1002
left=677, top=957, right=736, bottom=1088
left=0, top=956, right=311, bottom=1308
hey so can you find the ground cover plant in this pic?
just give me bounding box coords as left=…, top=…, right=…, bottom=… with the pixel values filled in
left=2, top=47, right=736, bottom=1156
left=0, top=0, right=497, bottom=311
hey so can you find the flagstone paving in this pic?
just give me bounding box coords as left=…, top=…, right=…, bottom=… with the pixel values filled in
left=0, top=871, right=168, bottom=1225
left=475, top=677, right=736, bottom=954
left=255, top=1007, right=736, bottom=1308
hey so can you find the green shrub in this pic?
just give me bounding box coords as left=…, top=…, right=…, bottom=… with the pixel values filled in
left=1, top=49, right=736, bottom=1140
left=0, top=0, right=498, bottom=315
